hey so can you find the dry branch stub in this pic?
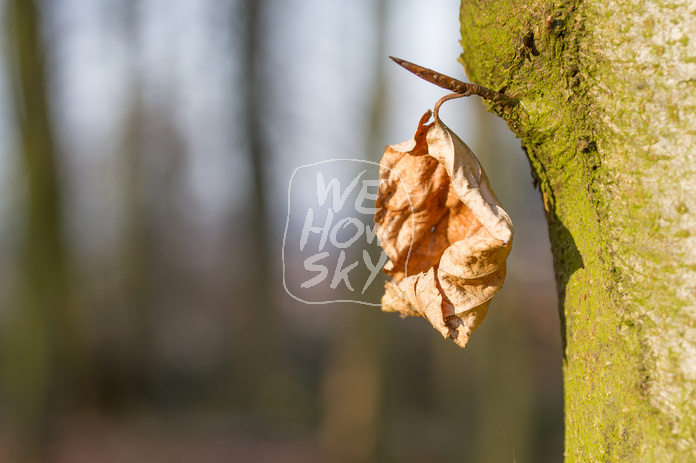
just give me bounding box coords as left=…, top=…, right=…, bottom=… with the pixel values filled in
left=375, top=105, right=513, bottom=347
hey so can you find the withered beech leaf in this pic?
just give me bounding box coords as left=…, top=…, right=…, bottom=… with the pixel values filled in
left=375, top=109, right=513, bottom=348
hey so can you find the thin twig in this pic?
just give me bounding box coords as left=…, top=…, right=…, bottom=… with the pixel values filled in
left=433, top=93, right=467, bottom=121
left=389, top=56, right=517, bottom=108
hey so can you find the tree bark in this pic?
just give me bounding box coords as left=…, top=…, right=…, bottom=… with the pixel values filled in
left=460, top=0, right=696, bottom=460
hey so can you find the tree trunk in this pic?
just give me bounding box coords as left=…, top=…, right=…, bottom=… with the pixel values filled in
left=4, top=0, right=86, bottom=460
left=230, top=0, right=288, bottom=415
left=459, top=0, right=696, bottom=460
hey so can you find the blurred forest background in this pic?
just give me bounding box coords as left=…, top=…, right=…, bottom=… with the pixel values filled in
left=0, top=0, right=563, bottom=462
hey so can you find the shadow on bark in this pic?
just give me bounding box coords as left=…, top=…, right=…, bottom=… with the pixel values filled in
left=527, top=152, right=584, bottom=359
left=547, top=207, right=584, bottom=359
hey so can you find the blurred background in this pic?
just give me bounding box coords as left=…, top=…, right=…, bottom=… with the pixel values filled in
left=0, top=0, right=562, bottom=462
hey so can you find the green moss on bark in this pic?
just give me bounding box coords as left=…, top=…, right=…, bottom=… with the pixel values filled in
left=460, top=0, right=696, bottom=461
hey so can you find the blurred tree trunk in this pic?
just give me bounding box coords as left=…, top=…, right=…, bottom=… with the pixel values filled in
left=3, top=0, right=86, bottom=460
left=319, top=1, right=389, bottom=461
left=112, top=90, right=152, bottom=405
left=105, top=0, right=189, bottom=408
left=102, top=0, right=152, bottom=409
left=467, top=102, right=533, bottom=463
left=231, top=0, right=286, bottom=414
left=460, top=0, right=696, bottom=460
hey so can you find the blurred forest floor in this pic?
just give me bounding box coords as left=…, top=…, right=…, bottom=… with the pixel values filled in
left=1, top=413, right=319, bottom=463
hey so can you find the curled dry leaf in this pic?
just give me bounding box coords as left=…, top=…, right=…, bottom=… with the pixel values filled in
left=375, top=109, right=513, bottom=348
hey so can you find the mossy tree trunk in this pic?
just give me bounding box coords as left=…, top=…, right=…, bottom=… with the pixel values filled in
left=459, top=0, right=696, bottom=460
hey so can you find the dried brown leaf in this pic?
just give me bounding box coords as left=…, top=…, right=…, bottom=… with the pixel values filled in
left=375, top=110, right=513, bottom=348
